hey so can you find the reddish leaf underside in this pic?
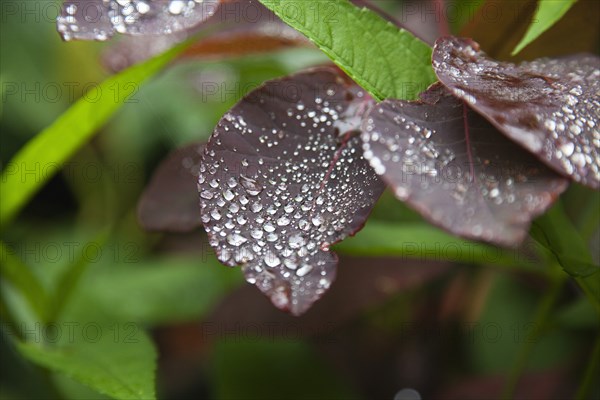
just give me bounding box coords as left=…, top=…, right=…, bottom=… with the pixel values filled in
left=137, top=142, right=204, bottom=232
left=432, top=36, right=600, bottom=189
left=362, top=83, right=569, bottom=247
left=57, top=0, right=220, bottom=41
left=198, top=67, right=385, bottom=315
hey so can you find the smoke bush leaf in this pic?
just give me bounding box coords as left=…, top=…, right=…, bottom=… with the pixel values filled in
left=259, top=0, right=436, bottom=100
left=433, top=36, right=600, bottom=188
left=137, top=142, right=204, bottom=232
left=103, top=0, right=309, bottom=71
left=198, top=67, right=384, bottom=315
left=512, top=0, right=578, bottom=55
left=362, top=83, right=569, bottom=247
left=57, top=0, right=220, bottom=41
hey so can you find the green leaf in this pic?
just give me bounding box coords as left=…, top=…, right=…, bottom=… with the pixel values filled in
left=335, top=221, right=544, bottom=272
left=512, top=0, right=578, bottom=55
left=259, top=0, right=436, bottom=100
left=470, top=273, right=575, bottom=374
left=46, top=229, right=111, bottom=324
left=213, top=339, right=362, bottom=400
left=531, top=203, right=600, bottom=309
left=0, top=241, right=49, bottom=321
left=16, top=325, right=157, bottom=400
left=63, top=257, right=242, bottom=325
left=0, top=41, right=191, bottom=230
left=556, top=297, right=600, bottom=329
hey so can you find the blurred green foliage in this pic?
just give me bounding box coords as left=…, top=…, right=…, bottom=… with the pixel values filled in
left=1, top=1, right=599, bottom=399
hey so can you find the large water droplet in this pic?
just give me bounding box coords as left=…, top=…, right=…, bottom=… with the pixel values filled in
left=277, top=216, right=291, bottom=226
left=227, top=233, right=248, bottom=247
left=296, top=264, right=313, bottom=277
left=265, top=254, right=281, bottom=267
left=288, top=233, right=306, bottom=249
left=240, top=175, right=263, bottom=196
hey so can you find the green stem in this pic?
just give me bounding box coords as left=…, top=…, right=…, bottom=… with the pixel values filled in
left=576, top=333, right=600, bottom=400
left=501, top=269, right=566, bottom=399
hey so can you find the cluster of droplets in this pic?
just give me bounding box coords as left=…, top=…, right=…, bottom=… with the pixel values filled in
left=432, top=36, right=600, bottom=188
left=525, top=57, right=600, bottom=186
left=362, top=104, right=455, bottom=191
left=198, top=69, right=383, bottom=315
left=362, top=85, right=568, bottom=246
left=57, top=0, right=218, bottom=41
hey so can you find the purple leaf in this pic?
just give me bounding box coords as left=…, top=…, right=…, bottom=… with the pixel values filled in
left=57, top=0, right=220, bottom=41
left=198, top=67, right=385, bottom=315
left=361, top=83, right=569, bottom=247
left=137, top=142, right=204, bottom=232
left=432, top=36, right=600, bottom=188
left=102, top=0, right=309, bottom=71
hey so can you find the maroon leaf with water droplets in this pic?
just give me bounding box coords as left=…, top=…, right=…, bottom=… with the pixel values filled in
left=362, top=83, right=569, bottom=247
left=138, top=142, right=204, bottom=232
left=102, top=0, right=309, bottom=72
left=57, top=0, right=220, bottom=41
left=198, top=67, right=384, bottom=315
left=432, top=36, right=600, bottom=189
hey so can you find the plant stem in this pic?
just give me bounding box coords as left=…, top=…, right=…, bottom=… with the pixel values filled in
left=576, top=333, right=600, bottom=400
left=501, top=268, right=566, bottom=399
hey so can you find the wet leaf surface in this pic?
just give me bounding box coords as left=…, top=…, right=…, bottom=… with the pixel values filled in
left=198, top=67, right=385, bottom=315
left=137, top=142, right=204, bottom=232
left=57, top=0, right=220, bottom=41
left=362, top=83, right=569, bottom=247
left=432, top=36, right=600, bottom=188
left=102, top=0, right=309, bottom=72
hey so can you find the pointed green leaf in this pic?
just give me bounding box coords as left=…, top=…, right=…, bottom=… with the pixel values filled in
left=259, top=0, right=436, bottom=100
left=531, top=203, right=600, bottom=310
left=0, top=41, right=192, bottom=230
left=0, top=241, right=48, bottom=320
left=17, top=325, right=156, bottom=400
left=512, top=0, right=578, bottom=55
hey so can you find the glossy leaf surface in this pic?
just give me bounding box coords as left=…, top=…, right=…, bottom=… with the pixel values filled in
left=102, top=0, right=309, bottom=71
left=362, top=83, right=569, bottom=247
left=259, top=0, right=436, bottom=100
left=57, top=0, right=220, bottom=41
left=433, top=36, right=600, bottom=188
left=198, top=67, right=384, bottom=315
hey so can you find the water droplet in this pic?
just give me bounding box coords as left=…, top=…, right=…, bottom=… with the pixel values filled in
left=559, top=142, right=575, bottom=157
left=265, top=254, right=281, bottom=267
left=227, top=233, right=248, bottom=247
left=312, top=215, right=324, bottom=226
left=239, top=175, right=263, bottom=196
left=277, top=216, right=291, bottom=226
left=251, top=202, right=263, bottom=213
left=200, top=190, right=214, bottom=200
left=296, top=264, right=313, bottom=277
left=223, top=189, right=235, bottom=201
left=210, top=209, right=222, bottom=221
left=288, top=233, right=306, bottom=249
